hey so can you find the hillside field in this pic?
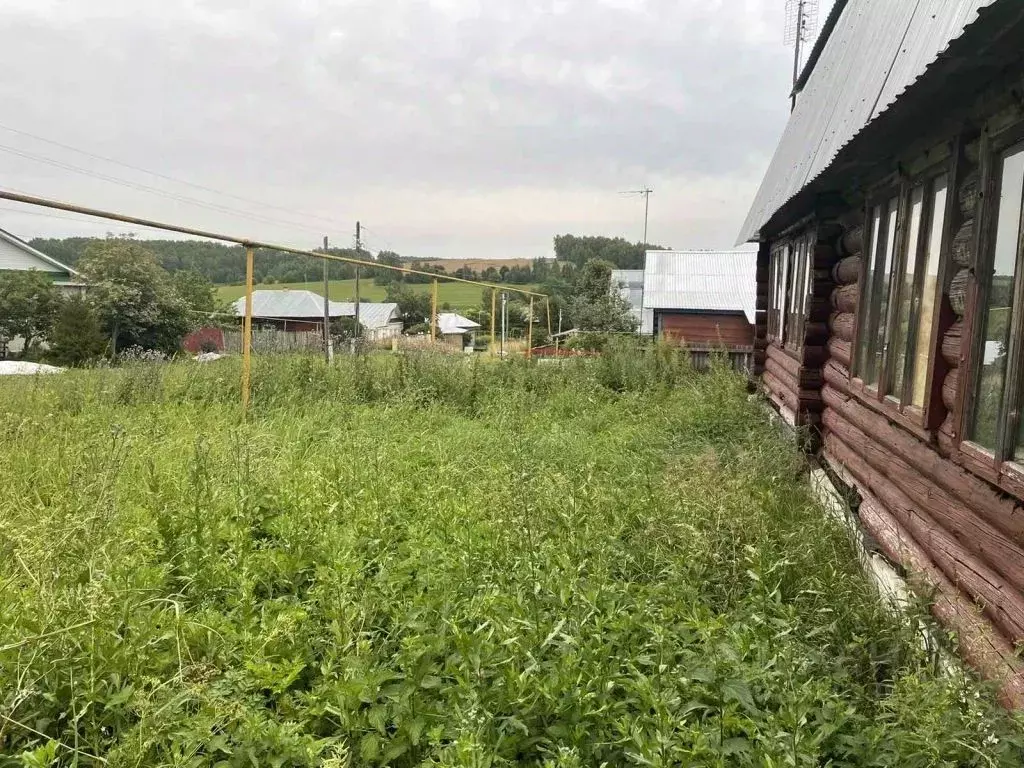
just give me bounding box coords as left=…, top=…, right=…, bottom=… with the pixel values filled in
left=1, top=351, right=1020, bottom=765
left=216, top=280, right=536, bottom=310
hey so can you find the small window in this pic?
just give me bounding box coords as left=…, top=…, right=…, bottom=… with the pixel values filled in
left=969, top=145, right=1024, bottom=454
left=768, top=244, right=788, bottom=342
left=890, top=176, right=948, bottom=408
left=855, top=197, right=899, bottom=385
left=767, top=233, right=816, bottom=349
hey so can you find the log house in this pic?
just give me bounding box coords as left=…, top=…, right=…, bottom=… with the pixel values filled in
left=740, top=0, right=1024, bottom=706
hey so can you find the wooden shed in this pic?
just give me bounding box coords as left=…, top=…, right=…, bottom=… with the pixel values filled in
left=740, top=0, right=1024, bottom=706
left=641, top=250, right=756, bottom=363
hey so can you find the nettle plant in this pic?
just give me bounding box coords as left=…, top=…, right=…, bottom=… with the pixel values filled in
left=1, top=350, right=1022, bottom=766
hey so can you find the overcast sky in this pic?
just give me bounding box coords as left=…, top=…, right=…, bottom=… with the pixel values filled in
left=0, top=0, right=828, bottom=259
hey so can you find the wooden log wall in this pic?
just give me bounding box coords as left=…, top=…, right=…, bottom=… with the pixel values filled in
left=815, top=148, right=1024, bottom=698
left=761, top=234, right=837, bottom=432
left=753, top=241, right=770, bottom=377
left=939, top=143, right=980, bottom=448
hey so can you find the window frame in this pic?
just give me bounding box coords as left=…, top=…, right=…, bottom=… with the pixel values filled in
left=961, top=125, right=1024, bottom=471
left=766, top=228, right=816, bottom=351
left=850, top=162, right=953, bottom=433
left=852, top=188, right=901, bottom=391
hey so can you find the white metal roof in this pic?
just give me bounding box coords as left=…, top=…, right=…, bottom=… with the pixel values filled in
left=438, top=312, right=480, bottom=335
left=231, top=290, right=399, bottom=329
left=642, top=250, right=757, bottom=325
left=738, top=0, right=997, bottom=243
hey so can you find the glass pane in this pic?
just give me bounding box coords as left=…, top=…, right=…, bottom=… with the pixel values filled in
left=779, top=245, right=789, bottom=342
left=802, top=237, right=813, bottom=317
left=892, top=186, right=926, bottom=400
left=869, top=198, right=900, bottom=386
left=910, top=177, right=947, bottom=408
left=972, top=148, right=1024, bottom=451
left=858, top=206, right=884, bottom=379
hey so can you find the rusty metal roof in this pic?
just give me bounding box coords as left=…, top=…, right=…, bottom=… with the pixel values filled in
left=738, top=0, right=998, bottom=243
left=642, top=250, right=757, bottom=324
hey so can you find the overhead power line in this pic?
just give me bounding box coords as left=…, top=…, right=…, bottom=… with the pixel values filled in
left=0, top=143, right=339, bottom=237
left=0, top=122, right=352, bottom=234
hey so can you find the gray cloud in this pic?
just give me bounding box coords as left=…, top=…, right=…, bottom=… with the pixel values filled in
left=0, top=0, right=810, bottom=258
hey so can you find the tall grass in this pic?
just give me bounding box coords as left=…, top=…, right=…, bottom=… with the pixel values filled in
left=1, top=349, right=1021, bottom=766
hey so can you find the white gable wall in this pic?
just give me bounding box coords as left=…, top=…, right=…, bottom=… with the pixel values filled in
left=0, top=236, right=62, bottom=273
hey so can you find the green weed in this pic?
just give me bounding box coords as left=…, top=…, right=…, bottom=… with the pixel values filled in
left=0, top=351, right=1021, bottom=766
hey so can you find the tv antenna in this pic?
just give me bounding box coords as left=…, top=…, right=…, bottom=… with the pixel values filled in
left=620, top=187, right=653, bottom=245
left=784, top=0, right=819, bottom=110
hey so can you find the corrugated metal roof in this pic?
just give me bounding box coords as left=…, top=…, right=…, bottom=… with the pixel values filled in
left=340, top=302, right=400, bottom=330
left=738, top=0, right=996, bottom=243
left=642, top=250, right=757, bottom=325
left=438, top=312, right=480, bottom=335
left=231, top=290, right=399, bottom=329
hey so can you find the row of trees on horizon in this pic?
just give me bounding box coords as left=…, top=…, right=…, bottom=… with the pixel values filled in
left=27, top=234, right=667, bottom=287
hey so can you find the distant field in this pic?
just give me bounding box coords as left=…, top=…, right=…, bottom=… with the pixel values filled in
left=418, top=258, right=533, bottom=272
left=215, top=280, right=536, bottom=310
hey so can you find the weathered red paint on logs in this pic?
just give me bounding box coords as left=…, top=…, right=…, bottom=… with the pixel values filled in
left=831, top=283, right=859, bottom=314
left=942, top=321, right=963, bottom=368
left=833, top=255, right=861, bottom=285
left=828, top=339, right=852, bottom=369
left=857, top=498, right=1024, bottom=710
left=821, top=384, right=1024, bottom=544
left=829, top=312, right=856, bottom=342
left=824, top=432, right=1024, bottom=644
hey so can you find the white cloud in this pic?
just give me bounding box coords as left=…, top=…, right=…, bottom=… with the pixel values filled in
left=0, top=0, right=796, bottom=255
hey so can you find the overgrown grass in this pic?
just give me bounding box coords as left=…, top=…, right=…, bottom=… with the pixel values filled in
left=1, top=349, right=1021, bottom=766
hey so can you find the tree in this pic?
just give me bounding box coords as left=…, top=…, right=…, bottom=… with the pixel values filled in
left=77, top=238, right=190, bottom=355
left=570, top=259, right=637, bottom=334
left=171, top=269, right=231, bottom=328
left=47, top=296, right=108, bottom=366
left=553, top=235, right=670, bottom=270
left=385, top=283, right=433, bottom=328
left=0, top=271, right=62, bottom=358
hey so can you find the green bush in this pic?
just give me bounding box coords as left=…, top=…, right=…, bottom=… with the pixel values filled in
left=0, top=352, right=1021, bottom=765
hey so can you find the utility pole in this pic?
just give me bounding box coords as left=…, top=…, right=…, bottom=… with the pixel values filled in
left=500, top=292, right=507, bottom=358
left=354, top=221, right=362, bottom=352
left=621, top=188, right=653, bottom=245
left=322, top=235, right=332, bottom=363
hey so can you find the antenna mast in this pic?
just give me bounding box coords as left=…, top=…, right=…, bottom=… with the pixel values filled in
left=784, top=0, right=819, bottom=111
left=620, top=187, right=654, bottom=245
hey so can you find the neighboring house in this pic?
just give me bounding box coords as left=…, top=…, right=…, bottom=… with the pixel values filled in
left=610, top=269, right=650, bottom=334
left=740, top=0, right=1024, bottom=704
left=0, top=227, right=87, bottom=296
left=437, top=312, right=481, bottom=343
left=231, top=290, right=402, bottom=339
left=642, top=250, right=756, bottom=352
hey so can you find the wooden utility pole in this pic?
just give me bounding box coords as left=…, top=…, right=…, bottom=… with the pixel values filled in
left=241, top=245, right=255, bottom=414
left=527, top=296, right=534, bottom=360
left=322, top=235, right=332, bottom=362
left=430, top=279, right=438, bottom=342
left=354, top=221, right=361, bottom=345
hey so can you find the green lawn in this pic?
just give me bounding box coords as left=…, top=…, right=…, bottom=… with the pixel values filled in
left=1, top=352, right=1018, bottom=765
left=217, top=280, right=535, bottom=311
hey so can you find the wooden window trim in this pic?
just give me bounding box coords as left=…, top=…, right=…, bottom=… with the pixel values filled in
left=853, top=188, right=900, bottom=388
left=847, top=375, right=935, bottom=443
left=957, top=121, right=1024, bottom=481
left=848, top=160, right=954, bottom=431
